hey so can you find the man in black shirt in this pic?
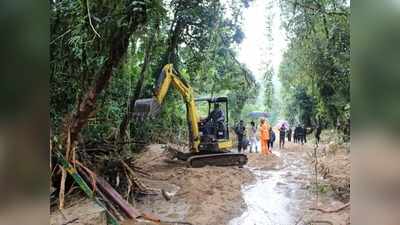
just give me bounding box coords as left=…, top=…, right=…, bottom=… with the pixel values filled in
left=205, top=103, right=225, bottom=136
left=279, top=124, right=286, bottom=149
left=235, top=120, right=246, bottom=153
left=287, top=127, right=292, bottom=142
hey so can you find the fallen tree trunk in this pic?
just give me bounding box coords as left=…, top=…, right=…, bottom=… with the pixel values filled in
left=78, top=167, right=125, bottom=221
left=75, top=162, right=142, bottom=219
left=95, top=173, right=141, bottom=219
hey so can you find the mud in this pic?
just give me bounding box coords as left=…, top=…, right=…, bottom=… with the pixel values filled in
left=230, top=142, right=350, bottom=225
left=51, top=141, right=349, bottom=225
left=133, top=144, right=255, bottom=225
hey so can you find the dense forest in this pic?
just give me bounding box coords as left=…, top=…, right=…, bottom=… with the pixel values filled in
left=50, top=0, right=350, bottom=149
left=50, top=0, right=259, bottom=150
left=278, top=0, right=350, bottom=141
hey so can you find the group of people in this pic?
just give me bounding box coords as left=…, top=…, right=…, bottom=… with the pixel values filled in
left=234, top=119, right=323, bottom=154
left=234, top=118, right=289, bottom=155
left=205, top=104, right=323, bottom=154
left=293, top=126, right=306, bottom=144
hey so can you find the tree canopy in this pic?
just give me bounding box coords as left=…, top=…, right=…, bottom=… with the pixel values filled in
left=50, top=0, right=350, bottom=148
left=50, top=0, right=258, bottom=148
left=277, top=0, right=350, bottom=139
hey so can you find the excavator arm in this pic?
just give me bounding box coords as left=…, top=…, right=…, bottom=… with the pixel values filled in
left=133, top=64, right=200, bottom=152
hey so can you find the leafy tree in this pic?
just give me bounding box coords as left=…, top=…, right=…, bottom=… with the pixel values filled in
left=278, top=0, right=350, bottom=139
left=50, top=0, right=259, bottom=150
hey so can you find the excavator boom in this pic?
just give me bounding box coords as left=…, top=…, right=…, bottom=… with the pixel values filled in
left=133, top=64, right=200, bottom=152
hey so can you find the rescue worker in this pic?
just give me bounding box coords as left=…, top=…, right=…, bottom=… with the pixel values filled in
left=279, top=124, right=286, bottom=149
left=259, top=118, right=270, bottom=155
left=234, top=120, right=246, bottom=153
left=287, top=127, right=292, bottom=142
left=249, top=121, right=258, bottom=153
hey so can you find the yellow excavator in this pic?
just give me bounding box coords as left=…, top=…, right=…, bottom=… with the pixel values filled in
left=133, top=64, right=247, bottom=167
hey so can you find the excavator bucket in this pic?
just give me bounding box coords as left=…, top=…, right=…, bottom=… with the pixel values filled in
left=132, top=98, right=161, bottom=120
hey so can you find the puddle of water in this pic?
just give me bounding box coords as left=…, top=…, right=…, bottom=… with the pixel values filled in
left=230, top=149, right=313, bottom=225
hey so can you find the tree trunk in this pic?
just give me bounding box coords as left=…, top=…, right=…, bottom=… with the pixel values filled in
left=63, top=9, right=147, bottom=150
left=156, top=18, right=185, bottom=77
left=117, top=31, right=157, bottom=144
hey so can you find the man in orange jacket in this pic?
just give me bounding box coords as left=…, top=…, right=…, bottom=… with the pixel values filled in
left=259, top=118, right=270, bottom=155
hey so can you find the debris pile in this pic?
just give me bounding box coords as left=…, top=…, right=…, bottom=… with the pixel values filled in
left=50, top=139, right=192, bottom=225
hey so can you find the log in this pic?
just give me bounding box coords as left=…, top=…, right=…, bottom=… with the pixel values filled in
left=78, top=167, right=124, bottom=221
left=95, top=174, right=141, bottom=219
left=54, top=151, right=119, bottom=225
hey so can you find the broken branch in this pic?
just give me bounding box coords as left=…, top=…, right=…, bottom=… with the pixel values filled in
left=309, top=202, right=350, bottom=213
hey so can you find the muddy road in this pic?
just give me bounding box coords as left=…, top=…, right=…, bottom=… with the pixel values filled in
left=134, top=142, right=349, bottom=225
left=230, top=144, right=312, bottom=225
left=230, top=142, right=349, bottom=225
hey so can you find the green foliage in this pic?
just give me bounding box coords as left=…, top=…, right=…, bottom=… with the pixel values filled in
left=50, top=0, right=258, bottom=145
left=278, top=0, right=350, bottom=139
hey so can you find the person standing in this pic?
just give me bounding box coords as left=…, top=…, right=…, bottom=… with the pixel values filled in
left=249, top=121, right=258, bottom=153
left=259, top=118, right=270, bottom=155
left=298, top=125, right=304, bottom=145
left=287, top=127, right=292, bottom=142
left=234, top=120, right=246, bottom=153
left=296, top=125, right=302, bottom=143
left=315, top=125, right=322, bottom=146
left=279, top=124, right=286, bottom=149
left=303, top=125, right=307, bottom=143
left=268, top=127, right=276, bottom=150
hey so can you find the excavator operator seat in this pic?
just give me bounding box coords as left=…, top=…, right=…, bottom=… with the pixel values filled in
left=195, top=97, right=230, bottom=141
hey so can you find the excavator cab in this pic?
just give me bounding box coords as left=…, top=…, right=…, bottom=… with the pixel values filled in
left=196, top=97, right=232, bottom=152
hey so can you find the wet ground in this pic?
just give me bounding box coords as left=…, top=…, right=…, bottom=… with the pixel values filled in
left=51, top=142, right=349, bottom=225
left=133, top=144, right=254, bottom=225
left=230, top=143, right=313, bottom=225
left=230, top=142, right=350, bottom=225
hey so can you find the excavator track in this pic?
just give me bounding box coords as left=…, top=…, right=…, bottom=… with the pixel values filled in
left=187, top=153, right=248, bottom=168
